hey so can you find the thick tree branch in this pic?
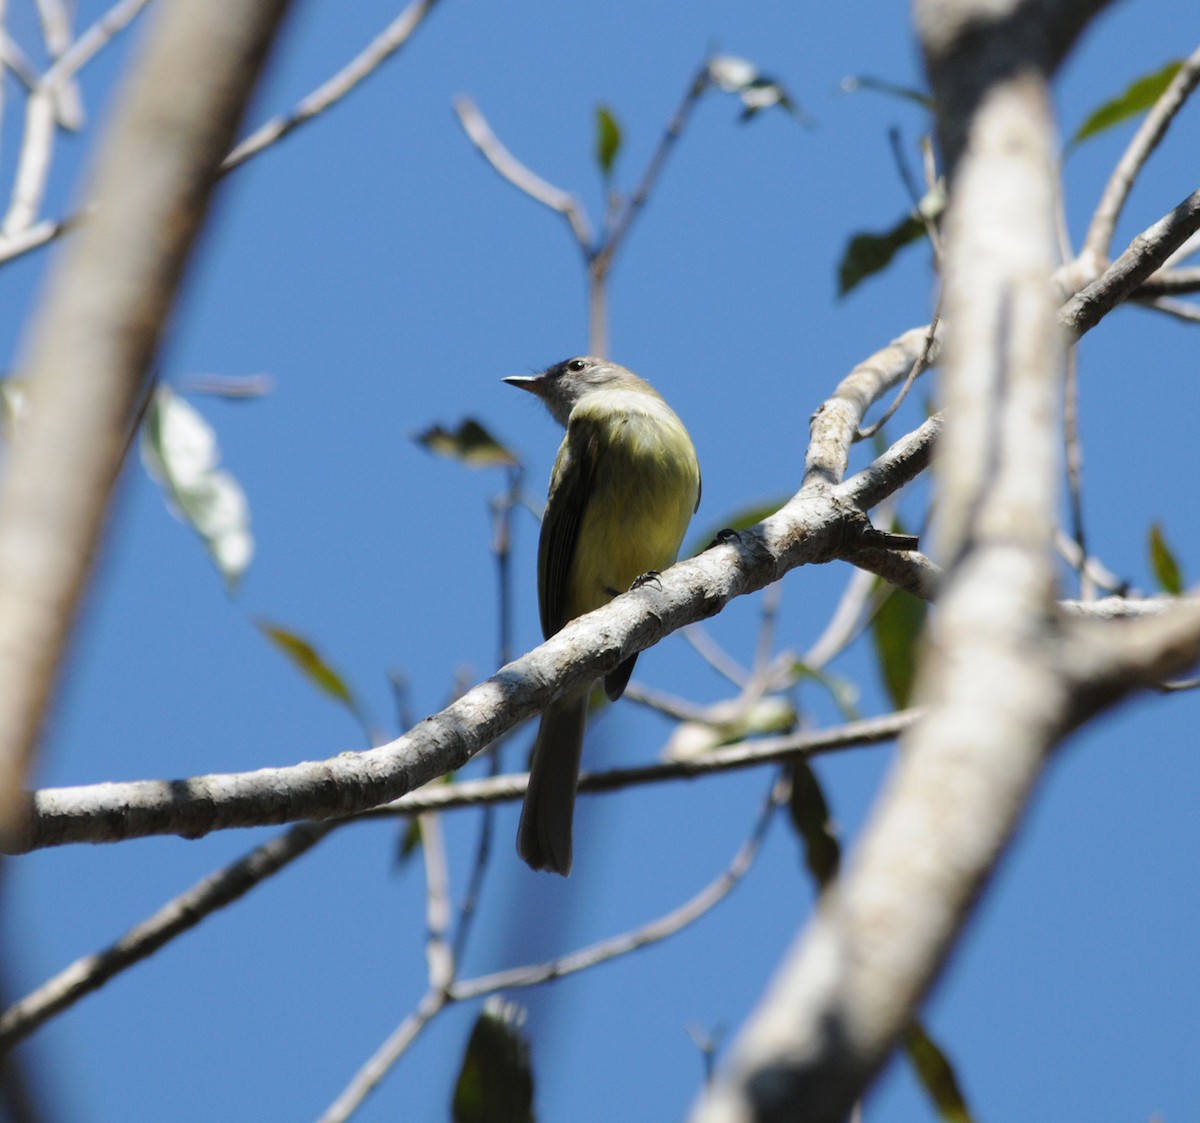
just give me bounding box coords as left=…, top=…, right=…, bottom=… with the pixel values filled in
left=6, top=484, right=910, bottom=851
left=692, top=2, right=1113, bottom=1119
left=0, top=0, right=294, bottom=841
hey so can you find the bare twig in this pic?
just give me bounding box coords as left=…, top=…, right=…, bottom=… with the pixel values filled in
left=1062, top=346, right=1093, bottom=599
left=1053, top=529, right=1130, bottom=595
left=1135, top=294, right=1200, bottom=323
left=682, top=624, right=751, bottom=689
left=591, top=63, right=710, bottom=277
left=805, top=324, right=943, bottom=488
left=622, top=681, right=714, bottom=723
left=1136, top=264, right=1200, bottom=296
left=802, top=567, right=879, bottom=670
left=453, top=94, right=593, bottom=248
left=0, top=820, right=331, bottom=1048
left=2, top=91, right=56, bottom=235
left=0, top=0, right=434, bottom=267
left=0, top=709, right=912, bottom=1047
left=451, top=775, right=783, bottom=1001
left=1062, top=187, right=1200, bottom=338
left=1081, top=43, right=1200, bottom=267
left=325, top=774, right=784, bottom=1121
left=319, top=988, right=449, bottom=1123
left=856, top=309, right=941, bottom=441
left=224, top=0, right=443, bottom=172
left=42, top=0, right=154, bottom=91
left=34, top=0, right=84, bottom=128
left=452, top=466, right=524, bottom=966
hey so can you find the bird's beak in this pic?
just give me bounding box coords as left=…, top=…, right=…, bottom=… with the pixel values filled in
left=502, top=373, right=545, bottom=397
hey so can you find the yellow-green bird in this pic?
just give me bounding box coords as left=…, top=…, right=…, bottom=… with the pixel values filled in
left=504, top=356, right=701, bottom=875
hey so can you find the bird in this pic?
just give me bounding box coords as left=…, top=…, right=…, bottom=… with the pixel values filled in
left=503, top=356, right=701, bottom=874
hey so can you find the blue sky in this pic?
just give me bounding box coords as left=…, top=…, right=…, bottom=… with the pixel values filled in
left=4, top=1, right=1200, bottom=1120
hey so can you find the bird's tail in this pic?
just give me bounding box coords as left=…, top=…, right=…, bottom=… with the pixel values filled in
left=517, top=691, right=587, bottom=875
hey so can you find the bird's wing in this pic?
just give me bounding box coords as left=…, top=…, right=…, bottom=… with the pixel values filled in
left=537, top=414, right=600, bottom=638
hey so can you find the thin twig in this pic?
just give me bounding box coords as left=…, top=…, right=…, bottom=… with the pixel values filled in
left=1135, top=295, right=1200, bottom=323
left=324, top=773, right=784, bottom=1120
left=452, top=466, right=524, bottom=966
left=0, top=0, right=431, bottom=267
left=753, top=582, right=784, bottom=676
left=682, top=624, right=751, bottom=688
left=592, top=62, right=710, bottom=276
left=34, top=0, right=84, bottom=128
left=0, top=821, right=332, bottom=1048
left=803, top=565, right=881, bottom=671
left=419, top=811, right=454, bottom=990
left=1081, top=43, right=1200, bottom=265
left=622, top=681, right=715, bottom=723
left=453, top=94, right=593, bottom=248
left=1053, top=529, right=1130, bottom=595
left=223, top=0, right=442, bottom=172
left=451, top=774, right=784, bottom=1001
left=1136, top=265, right=1200, bottom=296
left=0, top=215, right=69, bottom=265
left=2, top=91, right=55, bottom=235
left=318, top=988, right=449, bottom=1123
left=856, top=309, right=941, bottom=440
left=41, top=0, right=154, bottom=91
left=1062, top=346, right=1093, bottom=599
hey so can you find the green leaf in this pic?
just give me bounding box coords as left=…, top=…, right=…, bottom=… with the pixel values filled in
left=1070, top=60, right=1183, bottom=147
left=414, top=419, right=519, bottom=469
left=871, top=584, right=927, bottom=709
left=839, top=212, right=926, bottom=296
left=397, top=816, right=423, bottom=865
left=1149, top=521, right=1185, bottom=595
left=140, top=385, right=253, bottom=590
left=595, top=104, right=622, bottom=179
left=787, top=758, right=841, bottom=888
left=904, top=1021, right=975, bottom=1123
left=839, top=74, right=934, bottom=110
left=686, top=496, right=791, bottom=556
left=256, top=620, right=372, bottom=738
left=452, top=997, right=535, bottom=1123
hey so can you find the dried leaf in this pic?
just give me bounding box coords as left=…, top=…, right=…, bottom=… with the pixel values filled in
left=415, top=419, right=519, bottom=468
left=141, top=386, right=253, bottom=589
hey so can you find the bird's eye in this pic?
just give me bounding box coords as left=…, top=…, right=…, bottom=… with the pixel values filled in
left=567, top=359, right=587, bottom=373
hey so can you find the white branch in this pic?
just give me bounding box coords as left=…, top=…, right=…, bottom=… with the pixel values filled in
left=0, top=0, right=295, bottom=840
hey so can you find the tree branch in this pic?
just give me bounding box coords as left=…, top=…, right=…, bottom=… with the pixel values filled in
left=692, top=2, right=1116, bottom=1118
left=1081, top=42, right=1200, bottom=267
left=223, top=0, right=443, bottom=172
left=0, top=0, right=295, bottom=841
